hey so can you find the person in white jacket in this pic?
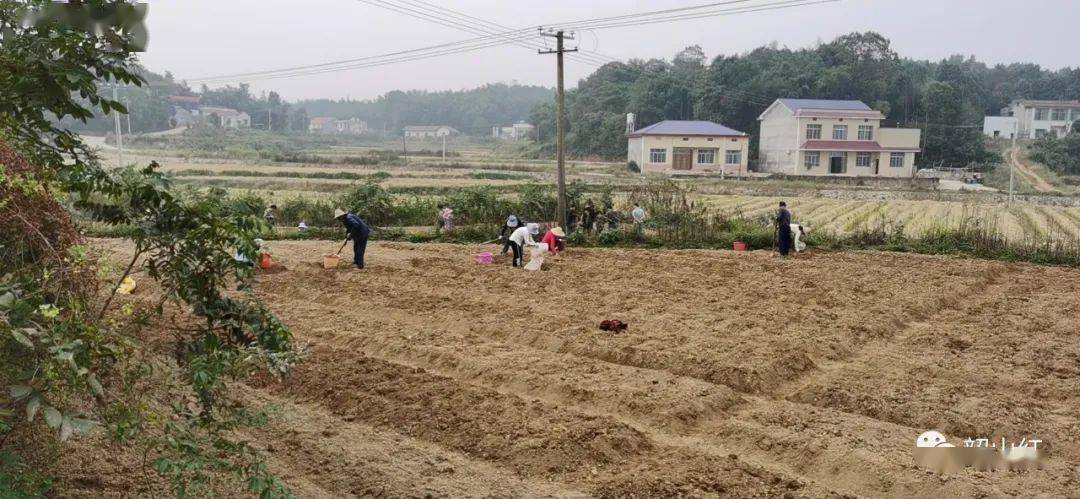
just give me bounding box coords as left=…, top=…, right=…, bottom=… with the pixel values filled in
left=508, top=223, right=539, bottom=267
left=791, top=223, right=809, bottom=253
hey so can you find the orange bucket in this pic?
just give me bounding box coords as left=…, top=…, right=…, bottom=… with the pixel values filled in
left=259, top=253, right=273, bottom=269
left=733, top=241, right=747, bottom=251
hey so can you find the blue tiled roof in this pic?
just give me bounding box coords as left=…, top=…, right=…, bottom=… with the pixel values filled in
left=777, top=99, right=872, bottom=111
left=630, top=120, right=747, bottom=137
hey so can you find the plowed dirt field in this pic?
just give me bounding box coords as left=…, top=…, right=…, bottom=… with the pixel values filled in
left=95, top=240, right=1080, bottom=497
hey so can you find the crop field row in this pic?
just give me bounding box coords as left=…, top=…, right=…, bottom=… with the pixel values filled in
left=700, top=195, right=1080, bottom=242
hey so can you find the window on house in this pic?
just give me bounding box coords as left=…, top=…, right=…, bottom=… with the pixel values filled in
left=649, top=148, right=667, bottom=163
left=832, top=124, right=848, bottom=140
left=890, top=152, right=904, bottom=167
left=724, top=150, right=741, bottom=165
left=806, top=124, right=822, bottom=140
left=804, top=151, right=820, bottom=168
left=1073, top=109, right=1080, bottom=121
left=1034, top=108, right=1050, bottom=120
left=856, top=152, right=872, bottom=167
left=857, top=125, right=873, bottom=140
left=1052, top=109, right=1068, bottom=121
left=697, top=149, right=715, bottom=164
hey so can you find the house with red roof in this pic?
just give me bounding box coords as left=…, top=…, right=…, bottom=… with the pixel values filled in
left=626, top=120, right=749, bottom=175
left=757, top=99, right=920, bottom=177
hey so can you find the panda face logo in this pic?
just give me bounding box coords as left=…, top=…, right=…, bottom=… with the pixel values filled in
left=916, top=431, right=954, bottom=448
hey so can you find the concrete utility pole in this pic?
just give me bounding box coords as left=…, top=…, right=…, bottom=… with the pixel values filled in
left=112, top=84, right=123, bottom=168
left=1009, top=121, right=1017, bottom=206
left=540, top=30, right=577, bottom=230
left=442, top=134, right=447, bottom=164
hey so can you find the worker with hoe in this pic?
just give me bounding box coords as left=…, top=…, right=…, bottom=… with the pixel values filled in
left=335, top=208, right=371, bottom=269
left=775, top=201, right=793, bottom=256
left=507, top=222, right=540, bottom=267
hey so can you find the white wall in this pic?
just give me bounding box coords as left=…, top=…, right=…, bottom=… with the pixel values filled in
left=982, top=116, right=1017, bottom=138
left=757, top=104, right=797, bottom=173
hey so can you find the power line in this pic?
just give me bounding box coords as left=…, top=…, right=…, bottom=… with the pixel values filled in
left=397, top=0, right=616, bottom=62
left=357, top=0, right=611, bottom=66
left=548, top=0, right=841, bottom=31
left=175, top=0, right=831, bottom=85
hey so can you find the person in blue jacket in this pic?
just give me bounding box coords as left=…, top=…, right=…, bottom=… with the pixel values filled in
left=335, top=208, right=370, bottom=269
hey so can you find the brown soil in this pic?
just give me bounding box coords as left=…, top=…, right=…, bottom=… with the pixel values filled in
left=83, top=240, right=1080, bottom=497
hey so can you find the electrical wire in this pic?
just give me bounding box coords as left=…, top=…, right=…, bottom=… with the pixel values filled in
left=357, top=0, right=612, bottom=66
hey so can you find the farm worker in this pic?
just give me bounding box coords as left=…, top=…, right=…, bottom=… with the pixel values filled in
left=437, top=205, right=454, bottom=234
left=791, top=224, right=809, bottom=253
left=567, top=204, right=578, bottom=233
left=335, top=208, right=371, bottom=269
left=775, top=201, right=792, bottom=256
left=541, top=226, right=566, bottom=255
left=499, top=214, right=522, bottom=255
left=263, top=205, right=277, bottom=226
left=582, top=199, right=598, bottom=234
left=297, top=220, right=308, bottom=232
left=507, top=223, right=540, bottom=267
left=631, top=203, right=647, bottom=240
left=604, top=206, right=619, bottom=231
left=435, top=204, right=446, bottom=235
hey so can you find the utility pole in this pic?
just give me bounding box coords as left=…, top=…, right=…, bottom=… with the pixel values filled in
left=442, top=134, right=447, bottom=164
left=112, top=84, right=124, bottom=168
left=1009, top=121, right=1017, bottom=206
left=402, top=134, right=407, bottom=161
left=540, top=30, right=577, bottom=230
left=268, top=109, right=272, bottom=131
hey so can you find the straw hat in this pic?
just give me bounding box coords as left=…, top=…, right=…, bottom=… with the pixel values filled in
left=550, top=227, right=566, bottom=237
left=334, top=208, right=347, bottom=219
left=527, top=223, right=539, bottom=235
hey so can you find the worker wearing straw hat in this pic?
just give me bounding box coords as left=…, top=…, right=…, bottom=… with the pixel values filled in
left=541, top=225, right=566, bottom=255
left=335, top=208, right=370, bottom=269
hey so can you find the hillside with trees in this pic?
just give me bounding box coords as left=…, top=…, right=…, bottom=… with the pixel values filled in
left=534, top=32, right=1080, bottom=166
left=293, top=83, right=553, bottom=136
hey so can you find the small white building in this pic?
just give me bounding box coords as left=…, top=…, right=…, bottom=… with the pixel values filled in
left=493, top=122, right=536, bottom=141
left=999, top=100, right=1080, bottom=139
left=199, top=106, right=250, bottom=128
left=626, top=120, right=750, bottom=175
left=757, top=99, right=920, bottom=177
left=335, top=117, right=368, bottom=135
left=403, top=125, right=459, bottom=139
left=982, top=116, right=1018, bottom=139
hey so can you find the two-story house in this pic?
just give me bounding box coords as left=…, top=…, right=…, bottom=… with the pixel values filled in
left=1000, top=100, right=1080, bottom=139
left=757, top=99, right=920, bottom=177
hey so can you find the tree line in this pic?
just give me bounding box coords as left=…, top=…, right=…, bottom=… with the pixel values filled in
left=531, top=32, right=1080, bottom=167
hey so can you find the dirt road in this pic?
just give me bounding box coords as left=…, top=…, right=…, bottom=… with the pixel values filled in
left=83, top=240, right=1080, bottom=497
left=1009, top=147, right=1058, bottom=193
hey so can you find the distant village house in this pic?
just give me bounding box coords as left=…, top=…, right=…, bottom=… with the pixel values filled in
left=492, top=122, right=536, bottom=141
left=983, top=100, right=1080, bottom=139
left=757, top=99, right=920, bottom=177
left=403, top=125, right=460, bottom=139
left=309, top=116, right=369, bottom=134
left=626, top=120, right=750, bottom=174
left=169, top=96, right=250, bottom=129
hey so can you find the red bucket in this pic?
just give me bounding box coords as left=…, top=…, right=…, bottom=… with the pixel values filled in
left=733, top=241, right=747, bottom=252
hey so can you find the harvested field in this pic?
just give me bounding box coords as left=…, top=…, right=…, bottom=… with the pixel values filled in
left=88, top=240, right=1080, bottom=497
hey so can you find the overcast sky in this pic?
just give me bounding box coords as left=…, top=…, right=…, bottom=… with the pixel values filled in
left=138, top=0, right=1078, bottom=101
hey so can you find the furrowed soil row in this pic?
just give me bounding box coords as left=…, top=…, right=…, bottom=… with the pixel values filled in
left=249, top=346, right=830, bottom=497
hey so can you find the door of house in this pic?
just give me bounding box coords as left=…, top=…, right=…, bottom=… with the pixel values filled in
left=673, top=148, right=693, bottom=170
left=829, top=154, right=846, bottom=174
